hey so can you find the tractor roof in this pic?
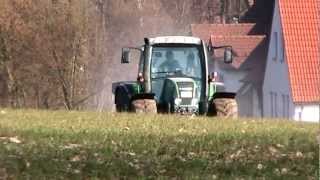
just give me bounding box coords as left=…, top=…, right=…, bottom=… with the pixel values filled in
left=146, top=36, right=202, bottom=45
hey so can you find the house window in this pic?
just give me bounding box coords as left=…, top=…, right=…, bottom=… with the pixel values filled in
left=274, top=93, right=278, bottom=117
left=281, top=94, right=291, bottom=118
left=270, top=92, right=274, bottom=117
left=282, top=94, right=290, bottom=118
left=270, top=92, right=279, bottom=118
left=286, top=95, right=290, bottom=118
left=282, top=94, right=285, bottom=118
left=273, top=32, right=278, bottom=61
left=298, top=106, right=304, bottom=121
left=280, top=46, right=285, bottom=63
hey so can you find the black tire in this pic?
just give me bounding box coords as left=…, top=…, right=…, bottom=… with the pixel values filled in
left=167, top=102, right=173, bottom=113
left=115, top=88, right=130, bottom=113
left=116, top=103, right=128, bottom=112
left=212, top=98, right=238, bottom=118
left=131, top=99, right=157, bottom=113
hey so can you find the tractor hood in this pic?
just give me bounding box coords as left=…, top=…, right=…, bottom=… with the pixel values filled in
left=165, top=77, right=197, bottom=100
left=166, top=77, right=195, bottom=84
left=160, top=77, right=195, bottom=101
left=160, top=77, right=200, bottom=114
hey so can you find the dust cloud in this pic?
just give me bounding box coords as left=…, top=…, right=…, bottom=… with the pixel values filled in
left=92, top=0, right=272, bottom=111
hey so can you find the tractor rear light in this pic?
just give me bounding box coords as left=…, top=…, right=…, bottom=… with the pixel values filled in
left=137, top=73, right=144, bottom=83
left=138, top=77, right=144, bottom=83
left=209, top=77, right=213, bottom=83
left=191, top=98, right=199, bottom=106
left=213, top=72, right=218, bottom=81
left=209, top=72, right=219, bottom=82
left=174, top=98, right=182, bottom=105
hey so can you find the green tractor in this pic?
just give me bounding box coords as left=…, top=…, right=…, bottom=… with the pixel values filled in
left=113, top=36, right=238, bottom=117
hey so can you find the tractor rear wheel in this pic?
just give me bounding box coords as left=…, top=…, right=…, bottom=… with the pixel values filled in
left=131, top=99, right=157, bottom=113
left=212, top=98, right=238, bottom=118
left=116, top=103, right=128, bottom=112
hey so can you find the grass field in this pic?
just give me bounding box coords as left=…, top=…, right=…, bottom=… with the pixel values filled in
left=0, top=109, right=318, bottom=179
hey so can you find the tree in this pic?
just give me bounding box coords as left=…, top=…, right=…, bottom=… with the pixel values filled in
left=0, top=0, right=97, bottom=109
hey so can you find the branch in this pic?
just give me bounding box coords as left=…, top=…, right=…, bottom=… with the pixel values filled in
left=52, top=49, right=73, bottom=110
left=72, top=82, right=109, bottom=108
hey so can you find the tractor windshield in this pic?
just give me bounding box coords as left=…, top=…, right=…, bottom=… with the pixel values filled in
left=151, top=46, right=202, bottom=79
left=150, top=45, right=203, bottom=101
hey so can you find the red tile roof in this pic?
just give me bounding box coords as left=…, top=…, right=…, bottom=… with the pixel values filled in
left=191, top=23, right=256, bottom=42
left=279, top=0, right=320, bottom=103
left=210, top=35, right=267, bottom=69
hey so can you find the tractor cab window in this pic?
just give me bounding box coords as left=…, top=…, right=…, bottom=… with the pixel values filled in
left=150, top=45, right=203, bottom=102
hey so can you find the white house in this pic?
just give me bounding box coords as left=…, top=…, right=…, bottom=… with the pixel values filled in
left=263, top=0, right=320, bottom=122
left=191, top=23, right=267, bottom=117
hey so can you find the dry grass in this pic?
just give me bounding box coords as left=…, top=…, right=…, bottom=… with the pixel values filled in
left=0, top=109, right=318, bottom=179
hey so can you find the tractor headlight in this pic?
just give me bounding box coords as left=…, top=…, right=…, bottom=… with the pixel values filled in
left=174, top=98, right=182, bottom=105
left=191, top=98, right=199, bottom=106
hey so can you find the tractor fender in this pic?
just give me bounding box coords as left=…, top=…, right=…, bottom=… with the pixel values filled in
left=113, top=82, right=155, bottom=105
left=114, top=85, right=131, bottom=106
left=112, top=81, right=135, bottom=94
left=113, top=82, right=136, bottom=105
left=115, top=86, right=156, bottom=112
left=131, top=93, right=155, bottom=101
left=212, top=92, right=236, bottom=100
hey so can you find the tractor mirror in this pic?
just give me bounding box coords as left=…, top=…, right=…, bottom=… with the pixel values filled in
left=224, top=48, right=233, bottom=64
left=121, top=48, right=130, bottom=64
left=207, top=44, right=212, bottom=53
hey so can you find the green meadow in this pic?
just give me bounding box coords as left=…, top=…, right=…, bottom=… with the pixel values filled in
left=0, top=109, right=318, bottom=179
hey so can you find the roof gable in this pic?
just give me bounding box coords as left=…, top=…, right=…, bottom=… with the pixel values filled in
left=210, top=35, right=267, bottom=69
left=191, top=23, right=256, bottom=42
left=279, top=0, right=320, bottom=103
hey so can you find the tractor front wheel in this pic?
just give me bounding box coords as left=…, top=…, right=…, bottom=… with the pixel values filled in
left=131, top=99, right=157, bottom=113
left=212, top=98, right=238, bottom=118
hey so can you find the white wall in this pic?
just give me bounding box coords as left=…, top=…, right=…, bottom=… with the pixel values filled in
left=221, top=70, right=246, bottom=93
left=263, top=0, right=295, bottom=119
left=294, top=104, right=320, bottom=122
left=237, top=85, right=262, bottom=117
left=209, top=58, right=246, bottom=93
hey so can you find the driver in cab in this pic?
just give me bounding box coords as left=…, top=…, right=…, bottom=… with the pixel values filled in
left=159, top=51, right=181, bottom=72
